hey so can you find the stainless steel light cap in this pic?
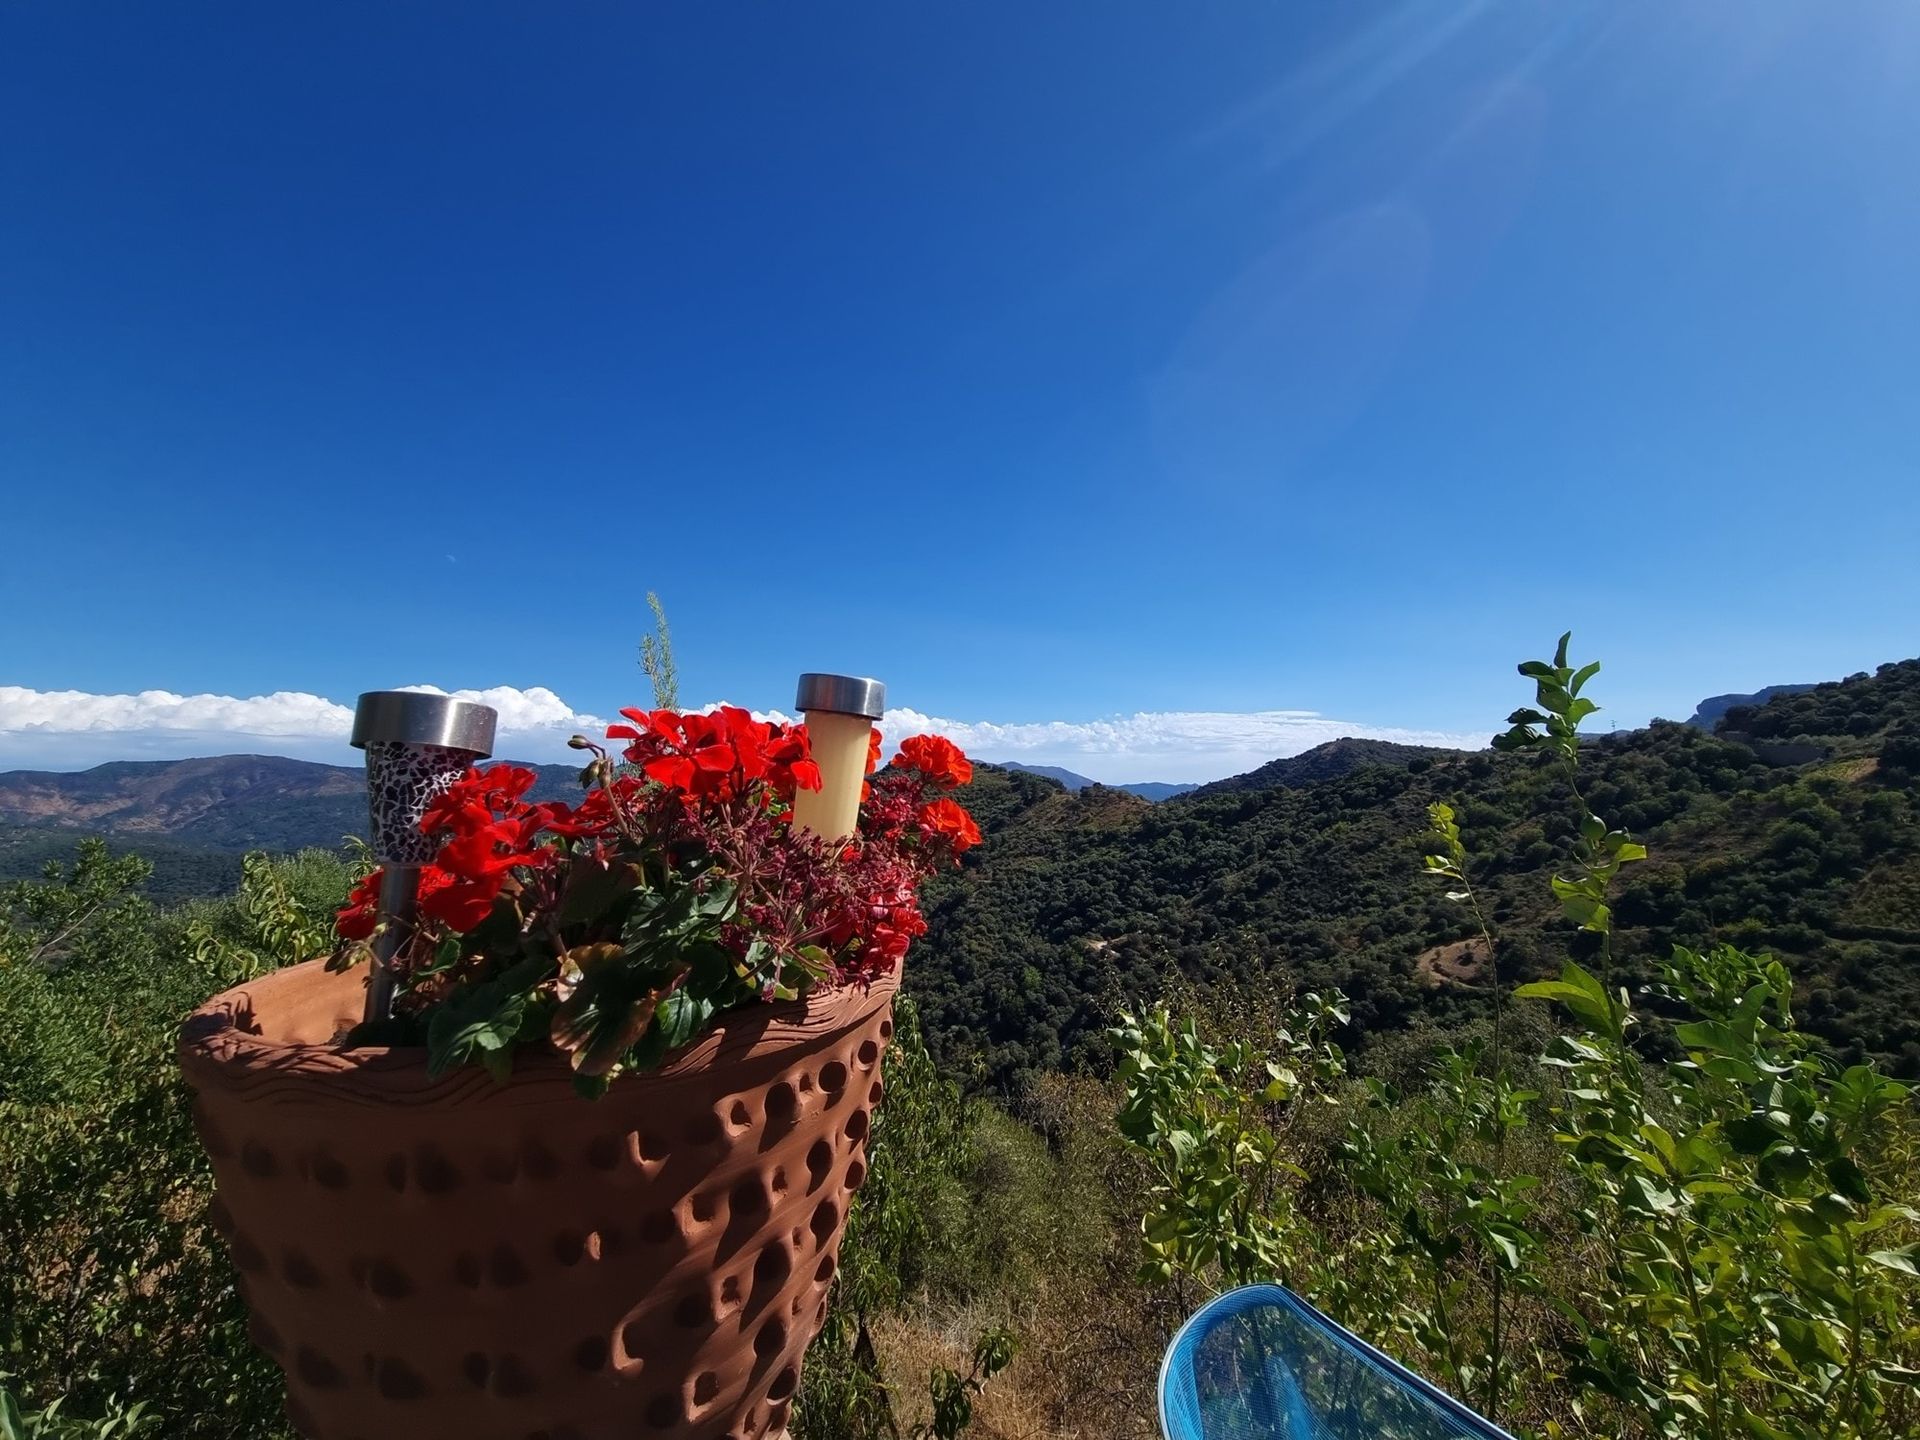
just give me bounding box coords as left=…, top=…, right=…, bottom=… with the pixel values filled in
left=350, top=691, right=499, bottom=756
left=793, top=673, right=886, bottom=720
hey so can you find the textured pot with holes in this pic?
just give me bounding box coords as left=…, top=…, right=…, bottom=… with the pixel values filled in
left=177, top=957, right=896, bottom=1440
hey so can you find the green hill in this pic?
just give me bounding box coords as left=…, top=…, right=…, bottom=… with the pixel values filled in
left=913, top=659, right=1920, bottom=1089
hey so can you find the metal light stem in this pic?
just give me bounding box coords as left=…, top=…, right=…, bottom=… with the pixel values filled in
left=365, top=864, right=421, bottom=1023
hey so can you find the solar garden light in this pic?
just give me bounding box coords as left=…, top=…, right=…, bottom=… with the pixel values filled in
left=349, top=691, right=498, bottom=1025
left=790, top=672, right=886, bottom=841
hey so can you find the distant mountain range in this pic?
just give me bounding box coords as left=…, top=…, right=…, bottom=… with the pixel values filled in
left=0, top=677, right=1850, bottom=865
left=0, top=755, right=582, bottom=851
left=993, top=763, right=1196, bottom=802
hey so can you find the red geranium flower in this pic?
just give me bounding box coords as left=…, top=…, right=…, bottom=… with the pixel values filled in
left=896, top=734, right=973, bottom=789
left=917, top=796, right=982, bottom=852
left=335, top=868, right=383, bottom=941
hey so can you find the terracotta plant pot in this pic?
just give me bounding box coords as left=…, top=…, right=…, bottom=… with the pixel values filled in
left=178, top=959, right=896, bottom=1440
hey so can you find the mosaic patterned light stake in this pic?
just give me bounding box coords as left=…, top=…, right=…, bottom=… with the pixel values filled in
left=349, top=691, right=497, bottom=1024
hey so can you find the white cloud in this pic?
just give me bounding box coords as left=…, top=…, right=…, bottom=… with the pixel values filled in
left=0, top=685, right=604, bottom=771
left=873, top=707, right=1490, bottom=784
left=0, top=685, right=1487, bottom=783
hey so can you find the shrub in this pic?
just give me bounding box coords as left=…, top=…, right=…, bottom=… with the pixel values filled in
left=1112, top=639, right=1920, bottom=1438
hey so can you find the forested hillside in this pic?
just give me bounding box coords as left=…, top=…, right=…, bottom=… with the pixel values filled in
left=915, top=659, right=1920, bottom=1088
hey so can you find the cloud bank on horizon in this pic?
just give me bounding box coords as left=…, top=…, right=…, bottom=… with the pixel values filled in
left=0, top=684, right=1490, bottom=784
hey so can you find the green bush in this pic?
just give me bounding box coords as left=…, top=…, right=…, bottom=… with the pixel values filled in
left=0, top=844, right=349, bottom=1436
left=1113, top=641, right=1920, bottom=1439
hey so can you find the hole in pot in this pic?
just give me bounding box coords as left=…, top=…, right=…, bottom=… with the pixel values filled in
left=586, top=1135, right=620, bottom=1170
left=461, top=1353, right=490, bottom=1389
left=676, top=1292, right=709, bottom=1328
left=684, top=1111, right=723, bottom=1147
left=768, top=1364, right=798, bottom=1402
left=493, top=1355, right=537, bottom=1398
left=727, top=1100, right=753, bottom=1132
left=280, top=1244, right=320, bottom=1290
left=414, top=1145, right=460, bottom=1194
left=384, top=1155, right=407, bottom=1192
left=844, top=1158, right=867, bottom=1191
left=311, top=1152, right=349, bottom=1189
left=809, top=1199, right=840, bottom=1246
left=691, top=1371, right=720, bottom=1409
left=367, top=1260, right=410, bottom=1299
left=645, top=1395, right=679, bottom=1430
left=553, top=1231, right=585, bottom=1265
left=638, top=1130, right=670, bottom=1163
left=879, top=1018, right=893, bottom=1040
left=805, top=1140, right=834, bottom=1191
left=855, top=1039, right=880, bottom=1069
left=208, top=1198, right=234, bottom=1236
left=754, top=1316, right=788, bottom=1360
left=573, top=1336, right=608, bottom=1372
left=870, top=1080, right=885, bottom=1105
left=481, top=1150, right=518, bottom=1184
left=489, top=1244, right=529, bottom=1287
left=818, top=1060, right=849, bottom=1094
left=240, top=1141, right=277, bottom=1178
left=844, top=1109, right=870, bottom=1143
left=247, top=1315, right=283, bottom=1355
left=753, top=1243, right=792, bottom=1294
left=770, top=1165, right=789, bottom=1194
left=642, top=1210, right=677, bottom=1244
left=454, top=1252, right=483, bottom=1288
left=521, top=1140, right=561, bottom=1180
left=718, top=1272, right=744, bottom=1316
left=815, top=1252, right=836, bottom=1284
left=375, top=1357, right=427, bottom=1400
left=730, top=1177, right=768, bottom=1217
left=617, top=1320, right=648, bottom=1371
left=765, top=1082, right=799, bottom=1125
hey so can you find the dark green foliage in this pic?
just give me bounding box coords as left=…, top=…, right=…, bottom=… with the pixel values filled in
left=1189, top=736, right=1456, bottom=796
left=1720, top=659, right=1920, bottom=747
left=1113, top=640, right=1920, bottom=1439
left=0, top=826, right=244, bottom=905
left=1, top=846, right=351, bottom=1436
left=916, top=659, right=1920, bottom=1089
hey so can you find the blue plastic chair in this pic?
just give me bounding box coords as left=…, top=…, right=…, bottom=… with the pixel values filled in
left=1158, top=1285, right=1519, bottom=1440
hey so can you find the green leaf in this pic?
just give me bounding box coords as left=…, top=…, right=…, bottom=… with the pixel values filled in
left=1867, top=1244, right=1920, bottom=1277
left=558, top=858, right=632, bottom=926
left=653, top=985, right=716, bottom=1053
left=424, top=955, right=550, bottom=1079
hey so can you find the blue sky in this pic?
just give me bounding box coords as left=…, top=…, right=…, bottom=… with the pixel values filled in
left=3, top=3, right=1917, bottom=781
